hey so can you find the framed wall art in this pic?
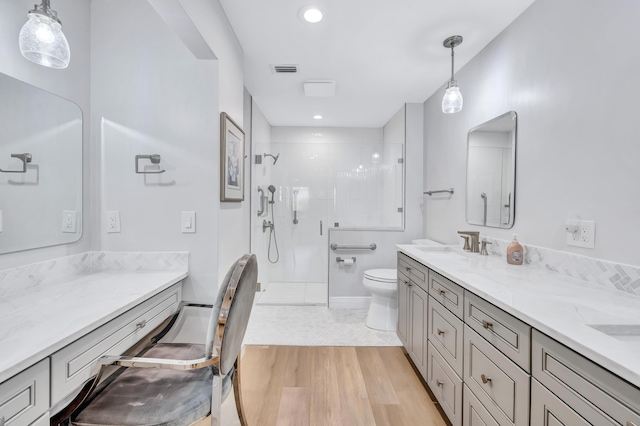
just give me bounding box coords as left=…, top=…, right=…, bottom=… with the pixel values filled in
left=220, top=112, right=245, bottom=202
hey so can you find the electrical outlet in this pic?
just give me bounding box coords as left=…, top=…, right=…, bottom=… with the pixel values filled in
left=107, top=211, right=121, bottom=233
left=61, top=210, right=77, bottom=233
left=566, top=219, right=595, bottom=248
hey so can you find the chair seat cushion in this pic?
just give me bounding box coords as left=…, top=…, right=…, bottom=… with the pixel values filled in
left=72, top=343, right=212, bottom=426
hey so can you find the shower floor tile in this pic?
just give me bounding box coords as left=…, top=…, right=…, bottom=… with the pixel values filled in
left=256, top=282, right=327, bottom=306
left=244, top=305, right=401, bottom=346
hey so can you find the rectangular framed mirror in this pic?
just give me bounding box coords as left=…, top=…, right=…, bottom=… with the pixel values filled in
left=466, top=111, right=517, bottom=228
left=0, top=72, right=83, bottom=254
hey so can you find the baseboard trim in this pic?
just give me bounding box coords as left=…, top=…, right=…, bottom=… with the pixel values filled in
left=329, top=296, right=371, bottom=309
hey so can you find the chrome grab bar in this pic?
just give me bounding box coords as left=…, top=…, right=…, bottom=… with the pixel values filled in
left=257, top=187, right=266, bottom=216
left=330, top=243, right=376, bottom=251
left=424, top=188, right=454, bottom=196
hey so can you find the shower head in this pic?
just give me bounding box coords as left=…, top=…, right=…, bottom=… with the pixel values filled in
left=264, top=153, right=280, bottom=165
left=268, top=185, right=276, bottom=193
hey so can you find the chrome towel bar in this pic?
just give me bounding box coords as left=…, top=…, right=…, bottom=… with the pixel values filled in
left=330, top=243, right=376, bottom=251
left=424, top=188, right=454, bottom=196
left=336, top=257, right=356, bottom=263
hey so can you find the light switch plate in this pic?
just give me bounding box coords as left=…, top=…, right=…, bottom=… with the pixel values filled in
left=182, top=211, right=196, bottom=233
left=61, top=210, right=77, bottom=233
left=107, top=211, right=121, bottom=233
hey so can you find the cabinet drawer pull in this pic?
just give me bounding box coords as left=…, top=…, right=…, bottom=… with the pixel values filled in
left=136, top=320, right=147, bottom=330
left=481, top=374, right=492, bottom=384
left=437, top=328, right=445, bottom=336
left=481, top=320, right=493, bottom=330
left=438, top=288, right=446, bottom=296
left=405, top=266, right=411, bottom=272
left=436, top=380, right=444, bottom=387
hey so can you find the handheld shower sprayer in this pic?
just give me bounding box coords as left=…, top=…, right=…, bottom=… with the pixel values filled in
left=265, top=184, right=279, bottom=263
left=268, top=185, right=276, bottom=204
left=264, top=153, right=280, bottom=165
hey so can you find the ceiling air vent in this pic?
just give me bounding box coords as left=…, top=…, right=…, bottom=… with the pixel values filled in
left=271, top=64, right=299, bottom=74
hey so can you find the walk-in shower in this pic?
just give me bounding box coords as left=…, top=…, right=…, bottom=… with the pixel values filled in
left=251, top=132, right=404, bottom=306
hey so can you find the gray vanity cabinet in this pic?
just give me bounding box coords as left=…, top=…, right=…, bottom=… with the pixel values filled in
left=397, top=253, right=429, bottom=378
left=530, top=379, right=591, bottom=425
left=464, top=326, right=530, bottom=426
left=397, top=270, right=410, bottom=348
left=532, top=330, right=640, bottom=426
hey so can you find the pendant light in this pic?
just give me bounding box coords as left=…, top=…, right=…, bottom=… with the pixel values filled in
left=19, top=0, right=70, bottom=69
left=441, top=35, right=463, bottom=114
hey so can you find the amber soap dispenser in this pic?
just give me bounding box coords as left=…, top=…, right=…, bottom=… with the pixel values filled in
left=506, top=234, right=524, bottom=265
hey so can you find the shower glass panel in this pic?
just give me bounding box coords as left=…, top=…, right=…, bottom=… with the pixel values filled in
left=252, top=141, right=404, bottom=305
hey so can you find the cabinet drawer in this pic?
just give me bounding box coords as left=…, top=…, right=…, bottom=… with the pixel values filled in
left=428, top=296, right=463, bottom=377
left=398, top=253, right=427, bottom=291
left=531, top=379, right=591, bottom=426
left=463, top=384, right=500, bottom=426
left=0, top=359, right=49, bottom=426
left=465, top=292, right=530, bottom=372
left=427, top=343, right=462, bottom=426
left=51, top=284, right=181, bottom=405
left=532, top=330, right=640, bottom=426
left=428, top=270, right=464, bottom=319
left=464, top=326, right=530, bottom=426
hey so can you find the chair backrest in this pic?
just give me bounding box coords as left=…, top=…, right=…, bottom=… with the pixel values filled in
left=205, top=253, right=258, bottom=376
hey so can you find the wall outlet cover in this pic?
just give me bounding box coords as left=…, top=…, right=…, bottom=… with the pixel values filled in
left=61, top=210, right=77, bottom=233
left=566, top=219, right=595, bottom=248
left=107, top=211, right=121, bottom=233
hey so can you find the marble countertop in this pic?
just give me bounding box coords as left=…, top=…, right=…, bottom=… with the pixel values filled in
left=0, top=270, right=187, bottom=383
left=397, top=244, right=640, bottom=389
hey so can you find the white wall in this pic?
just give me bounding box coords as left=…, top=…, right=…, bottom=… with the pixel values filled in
left=177, top=0, right=248, bottom=283
left=92, top=0, right=225, bottom=302
left=0, top=0, right=91, bottom=269
left=329, top=103, right=424, bottom=305
left=423, top=0, right=640, bottom=266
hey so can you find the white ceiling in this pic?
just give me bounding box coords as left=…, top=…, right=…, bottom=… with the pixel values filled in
left=219, top=0, right=536, bottom=128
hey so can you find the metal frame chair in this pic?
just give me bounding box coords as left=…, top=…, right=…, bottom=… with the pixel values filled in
left=57, top=253, right=258, bottom=426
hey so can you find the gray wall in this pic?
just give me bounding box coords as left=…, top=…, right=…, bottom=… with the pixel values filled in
left=423, top=0, right=640, bottom=266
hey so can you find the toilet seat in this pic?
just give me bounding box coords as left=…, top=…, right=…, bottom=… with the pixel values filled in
left=363, top=269, right=396, bottom=283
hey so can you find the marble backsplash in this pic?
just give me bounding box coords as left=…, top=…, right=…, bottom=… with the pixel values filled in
left=485, top=237, right=640, bottom=297
left=0, top=251, right=188, bottom=299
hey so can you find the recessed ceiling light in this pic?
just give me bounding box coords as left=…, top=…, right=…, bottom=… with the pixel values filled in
left=299, top=6, right=324, bottom=23
left=313, top=115, right=323, bottom=120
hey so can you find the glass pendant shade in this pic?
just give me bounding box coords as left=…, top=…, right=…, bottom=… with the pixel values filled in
left=442, top=85, right=463, bottom=114
left=19, top=12, right=70, bottom=69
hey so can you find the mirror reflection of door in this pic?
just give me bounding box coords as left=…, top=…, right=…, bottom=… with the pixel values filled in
left=466, top=111, right=516, bottom=228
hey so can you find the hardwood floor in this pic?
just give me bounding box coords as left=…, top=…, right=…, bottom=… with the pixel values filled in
left=240, top=346, right=448, bottom=426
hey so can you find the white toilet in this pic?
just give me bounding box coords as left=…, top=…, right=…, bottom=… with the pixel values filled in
left=362, top=269, right=397, bottom=331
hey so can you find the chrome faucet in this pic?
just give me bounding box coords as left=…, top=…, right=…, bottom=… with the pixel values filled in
left=458, top=231, right=480, bottom=253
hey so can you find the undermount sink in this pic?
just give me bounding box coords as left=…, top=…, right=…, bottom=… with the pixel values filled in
left=588, top=324, right=640, bottom=343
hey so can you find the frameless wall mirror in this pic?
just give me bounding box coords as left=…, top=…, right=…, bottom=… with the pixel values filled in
left=0, top=72, right=83, bottom=254
left=466, top=111, right=516, bottom=228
